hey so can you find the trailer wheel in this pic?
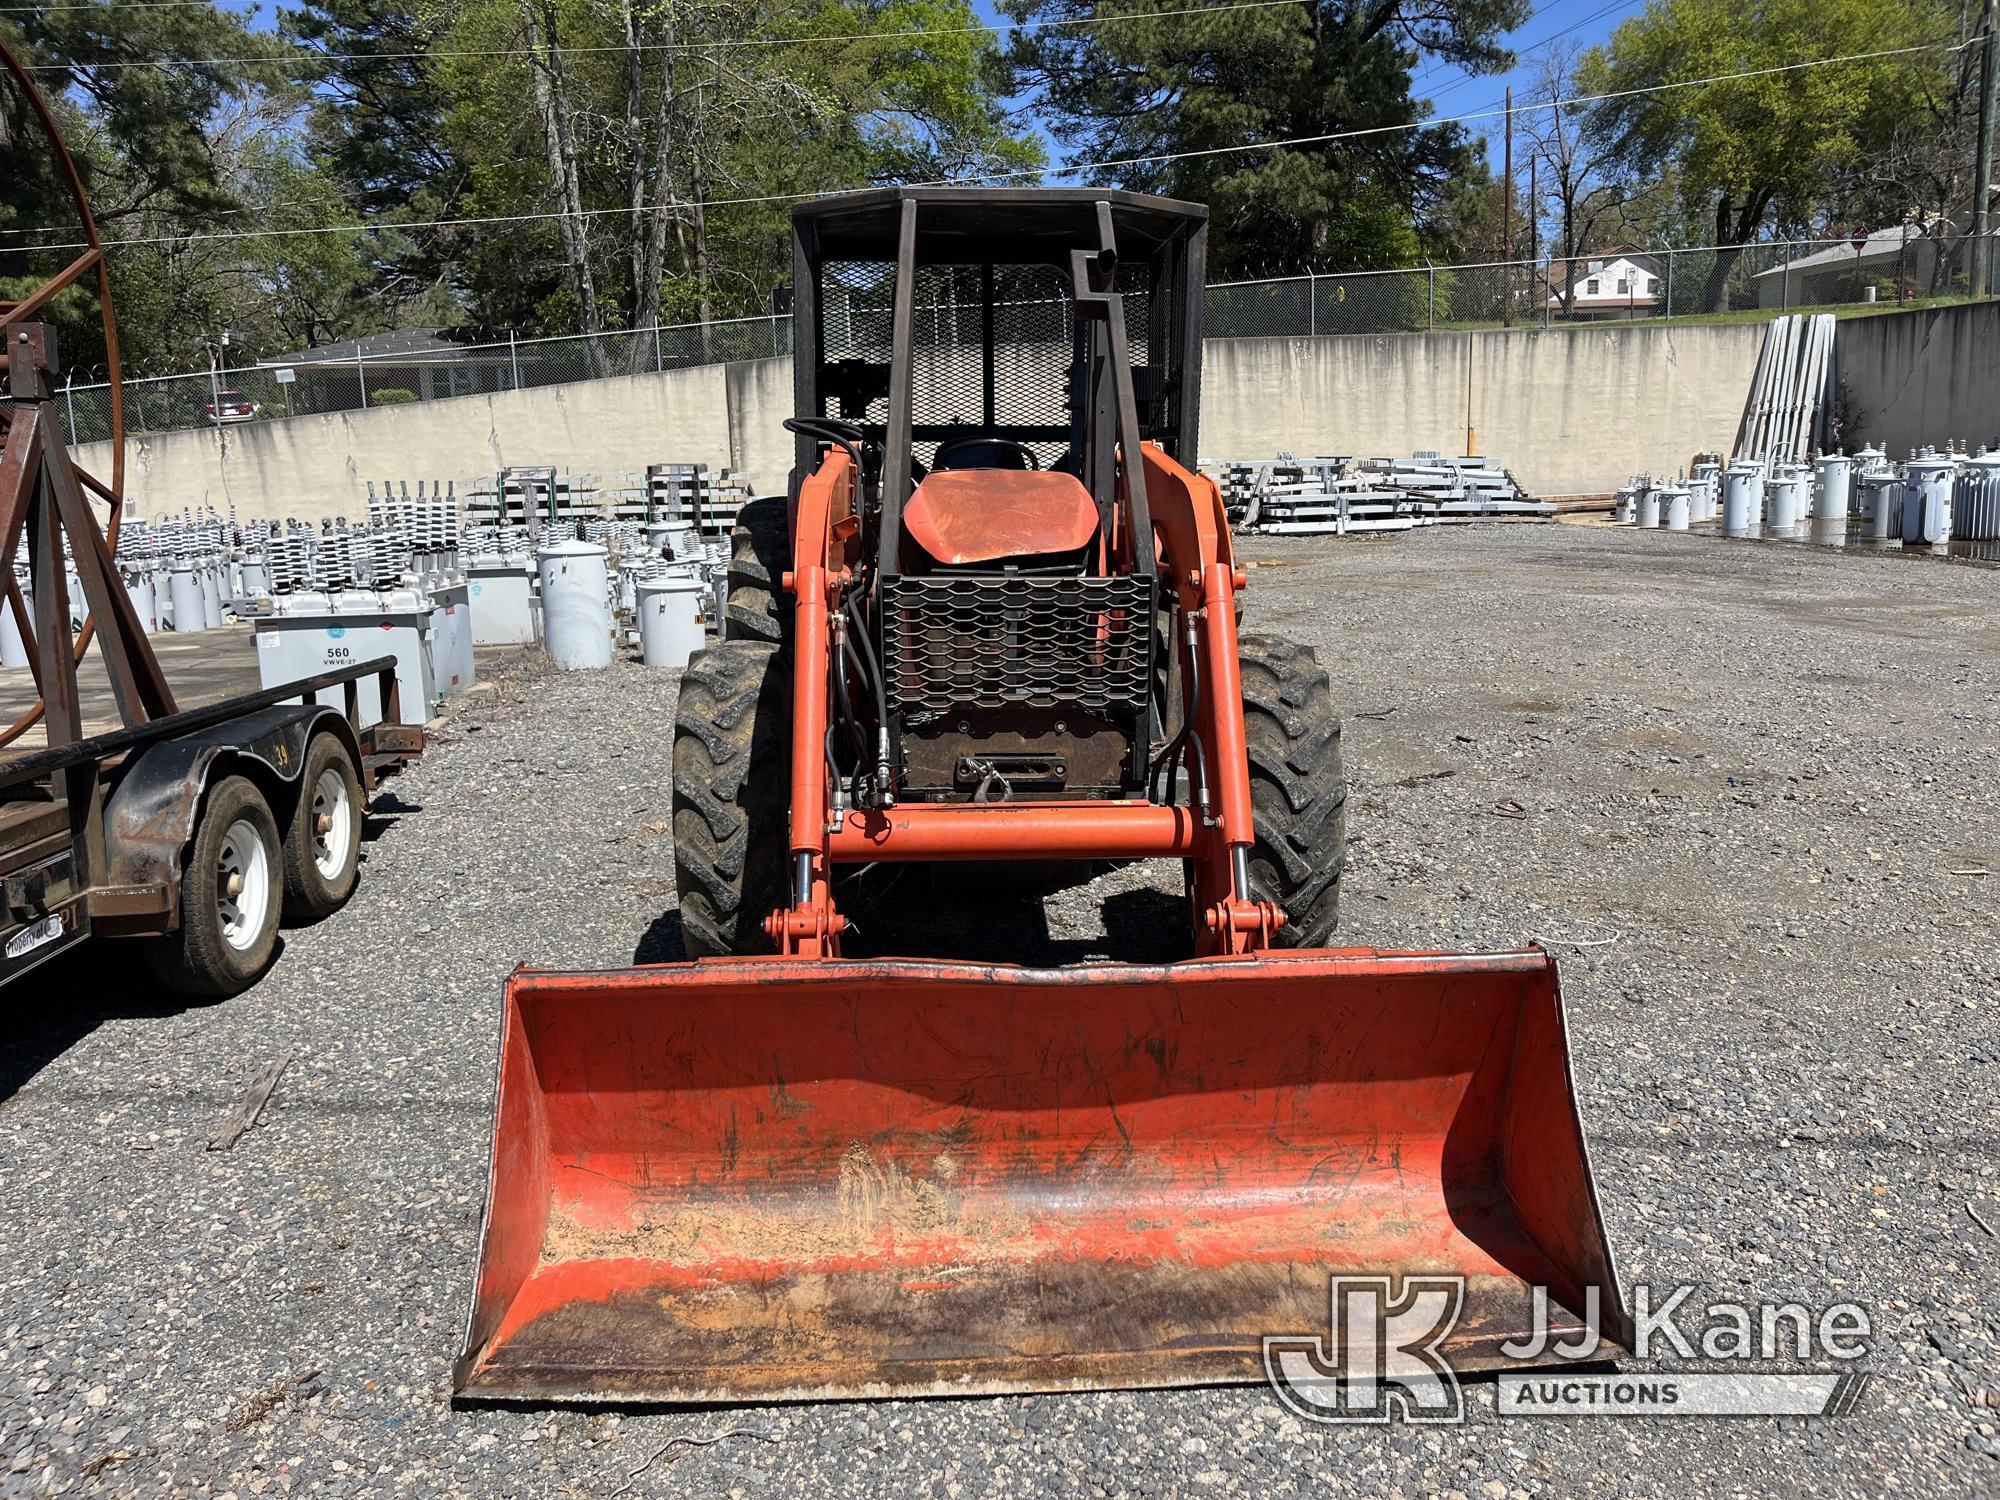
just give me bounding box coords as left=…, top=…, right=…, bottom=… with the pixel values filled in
left=671, top=642, right=791, bottom=956
left=147, top=775, right=284, bottom=997
left=282, top=733, right=363, bottom=923
left=1235, top=633, right=1347, bottom=948
left=724, top=497, right=788, bottom=645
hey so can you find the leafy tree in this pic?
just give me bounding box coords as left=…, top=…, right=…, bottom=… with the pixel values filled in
left=1, top=4, right=290, bottom=373
left=1579, top=0, right=1954, bottom=309
left=998, top=0, right=1526, bottom=275
left=430, top=0, right=1040, bottom=345
left=282, top=0, right=472, bottom=321
left=1520, top=41, right=1623, bottom=311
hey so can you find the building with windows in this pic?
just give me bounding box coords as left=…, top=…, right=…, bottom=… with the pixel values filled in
left=1543, top=254, right=1664, bottom=320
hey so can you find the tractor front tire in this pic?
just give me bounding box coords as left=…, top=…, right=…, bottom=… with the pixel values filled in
left=724, top=497, right=788, bottom=645
left=1237, top=633, right=1347, bottom=947
left=671, top=641, right=792, bottom=957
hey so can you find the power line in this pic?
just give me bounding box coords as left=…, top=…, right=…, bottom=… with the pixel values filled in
left=1416, top=0, right=1633, bottom=104
left=14, top=0, right=1308, bottom=72
left=10, top=38, right=1965, bottom=252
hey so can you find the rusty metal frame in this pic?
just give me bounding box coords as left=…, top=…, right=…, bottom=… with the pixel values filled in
left=1, top=38, right=142, bottom=753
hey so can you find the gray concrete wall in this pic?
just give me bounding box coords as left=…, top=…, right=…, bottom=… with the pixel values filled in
left=1200, top=322, right=1767, bottom=494
left=1834, top=299, right=2000, bottom=456
left=78, top=362, right=736, bottom=523
left=79, top=314, right=1868, bottom=521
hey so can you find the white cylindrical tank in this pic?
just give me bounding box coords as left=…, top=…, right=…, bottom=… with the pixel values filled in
left=1902, top=458, right=1954, bottom=545
left=240, top=555, right=270, bottom=598
left=168, top=564, right=204, bottom=632
left=1636, top=486, right=1662, bottom=528
left=123, top=567, right=157, bottom=632
left=1811, top=453, right=1852, bottom=545
left=1722, top=464, right=1763, bottom=537
left=637, top=572, right=707, bottom=669
left=200, top=565, right=224, bottom=627
left=0, top=587, right=31, bottom=667
left=1766, top=465, right=1806, bottom=534
left=1688, top=474, right=1717, bottom=523
left=1662, top=486, right=1691, bottom=531
left=1861, top=472, right=1901, bottom=541
left=537, top=538, right=613, bottom=669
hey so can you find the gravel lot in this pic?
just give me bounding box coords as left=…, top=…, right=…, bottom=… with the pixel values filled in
left=3, top=522, right=1996, bottom=1498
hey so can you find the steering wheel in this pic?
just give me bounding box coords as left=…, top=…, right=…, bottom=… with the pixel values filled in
left=932, top=437, right=1040, bottom=472
left=783, top=416, right=868, bottom=446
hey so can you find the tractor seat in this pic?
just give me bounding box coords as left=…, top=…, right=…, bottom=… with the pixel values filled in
left=903, top=469, right=1100, bottom=567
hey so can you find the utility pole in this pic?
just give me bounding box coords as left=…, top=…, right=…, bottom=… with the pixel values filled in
left=1976, top=0, right=1997, bottom=296
left=1529, top=155, right=1540, bottom=323
left=1502, top=86, right=1514, bottom=327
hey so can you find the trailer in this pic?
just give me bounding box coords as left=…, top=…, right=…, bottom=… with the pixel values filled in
left=0, top=659, right=422, bottom=992
left=0, top=39, right=423, bottom=994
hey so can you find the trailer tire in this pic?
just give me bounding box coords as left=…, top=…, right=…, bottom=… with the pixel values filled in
left=672, top=642, right=791, bottom=957
left=724, top=497, right=788, bottom=645
left=147, top=775, right=285, bottom=997
left=1236, top=633, right=1346, bottom=948
left=282, top=733, right=363, bottom=923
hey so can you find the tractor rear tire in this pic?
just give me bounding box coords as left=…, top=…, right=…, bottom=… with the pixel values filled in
left=672, top=641, right=792, bottom=957
left=1237, top=633, right=1347, bottom=948
left=724, top=497, right=788, bottom=645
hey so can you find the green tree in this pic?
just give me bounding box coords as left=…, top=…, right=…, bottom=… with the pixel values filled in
left=1579, top=0, right=1954, bottom=310
left=282, top=0, right=472, bottom=322
left=1, top=4, right=290, bottom=373
left=433, top=0, right=1040, bottom=344
left=999, top=0, right=1526, bottom=275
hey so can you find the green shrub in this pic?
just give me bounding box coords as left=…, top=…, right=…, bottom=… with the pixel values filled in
left=368, top=387, right=419, bottom=405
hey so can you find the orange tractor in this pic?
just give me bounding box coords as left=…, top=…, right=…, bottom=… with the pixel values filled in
left=456, top=189, right=1631, bottom=1403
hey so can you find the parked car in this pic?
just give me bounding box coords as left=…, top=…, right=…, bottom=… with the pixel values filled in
left=204, top=390, right=260, bottom=423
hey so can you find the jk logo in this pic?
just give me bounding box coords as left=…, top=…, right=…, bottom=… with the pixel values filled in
left=1262, top=1275, right=1466, bottom=1424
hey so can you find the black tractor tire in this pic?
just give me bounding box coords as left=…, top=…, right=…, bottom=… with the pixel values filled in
left=281, top=732, right=364, bottom=924
left=671, top=641, right=793, bottom=957
left=724, top=496, right=788, bottom=645
left=1236, top=632, right=1347, bottom=948
left=146, top=775, right=285, bottom=998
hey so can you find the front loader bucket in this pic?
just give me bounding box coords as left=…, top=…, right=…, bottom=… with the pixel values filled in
left=455, top=949, right=1631, bottom=1404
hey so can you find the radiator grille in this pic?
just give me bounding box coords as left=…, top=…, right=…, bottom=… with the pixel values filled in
left=882, top=575, right=1155, bottom=716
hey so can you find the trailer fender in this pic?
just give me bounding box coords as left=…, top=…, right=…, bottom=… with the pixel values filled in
left=103, top=706, right=365, bottom=892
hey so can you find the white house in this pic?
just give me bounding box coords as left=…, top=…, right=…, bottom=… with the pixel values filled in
left=1544, top=255, right=1664, bottom=320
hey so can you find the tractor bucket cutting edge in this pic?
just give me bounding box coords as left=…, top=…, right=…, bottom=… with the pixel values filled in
left=453, top=947, right=1631, bottom=1404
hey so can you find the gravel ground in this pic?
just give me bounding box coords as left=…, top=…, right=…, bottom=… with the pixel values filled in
left=2, top=522, right=1996, bottom=1498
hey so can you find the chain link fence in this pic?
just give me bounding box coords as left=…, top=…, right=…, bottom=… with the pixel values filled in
left=54, top=233, right=1999, bottom=448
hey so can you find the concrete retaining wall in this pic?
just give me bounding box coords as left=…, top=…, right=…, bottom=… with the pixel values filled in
left=79, top=363, right=735, bottom=523
left=1833, top=299, right=2000, bottom=456
left=1199, top=322, right=1766, bottom=494
left=78, top=302, right=1991, bottom=523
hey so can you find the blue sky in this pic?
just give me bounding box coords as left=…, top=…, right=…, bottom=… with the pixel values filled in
left=226, top=0, right=1650, bottom=170
left=972, top=0, right=1651, bottom=169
